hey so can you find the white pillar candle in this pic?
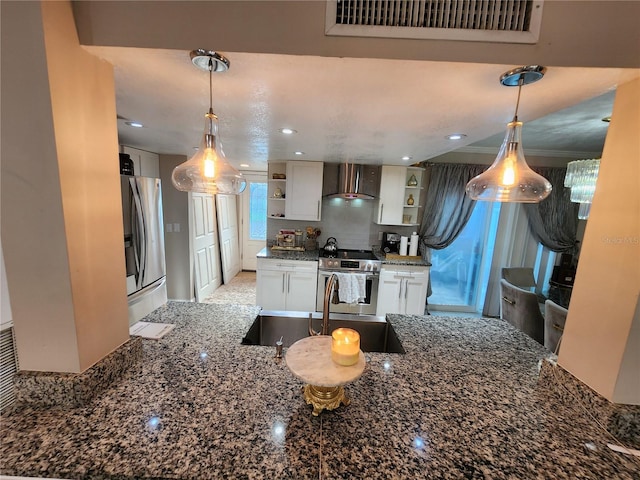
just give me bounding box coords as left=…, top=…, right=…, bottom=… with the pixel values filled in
left=331, top=328, right=360, bottom=366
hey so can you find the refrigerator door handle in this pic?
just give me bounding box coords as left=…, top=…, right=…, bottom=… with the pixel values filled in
left=131, top=180, right=147, bottom=289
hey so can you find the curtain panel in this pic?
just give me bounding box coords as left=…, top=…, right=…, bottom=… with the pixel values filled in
left=418, top=163, right=486, bottom=259
left=524, top=167, right=579, bottom=254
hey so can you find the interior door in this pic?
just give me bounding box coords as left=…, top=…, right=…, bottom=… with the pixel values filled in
left=216, top=194, right=242, bottom=284
left=191, top=193, right=221, bottom=301
left=241, top=174, right=267, bottom=270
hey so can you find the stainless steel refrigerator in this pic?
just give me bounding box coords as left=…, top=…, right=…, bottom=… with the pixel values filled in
left=121, top=175, right=167, bottom=325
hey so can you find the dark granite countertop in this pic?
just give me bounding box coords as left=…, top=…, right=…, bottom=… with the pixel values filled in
left=1, top=302, right=638, bottom=479
left=373, top=246, right=431, bottom=266
left=257, top=246, right=320, bottom=262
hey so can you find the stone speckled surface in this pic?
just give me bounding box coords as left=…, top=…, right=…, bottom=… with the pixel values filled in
left=257, top=246, right=320, bottom=262
left=1, top=302, right=639, bottom=479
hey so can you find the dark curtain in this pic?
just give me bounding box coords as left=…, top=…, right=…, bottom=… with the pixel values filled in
left=418, top=163, right=486, bottom=257
left=524, top=167, right=579, bottom=253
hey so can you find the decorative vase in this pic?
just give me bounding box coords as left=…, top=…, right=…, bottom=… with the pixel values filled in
left=407, top=174, right=418, bottom=186
left=407, top=194, right=415, bottom=205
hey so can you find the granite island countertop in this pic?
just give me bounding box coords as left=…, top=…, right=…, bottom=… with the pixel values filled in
left=1, top=302, right=638, bottom=479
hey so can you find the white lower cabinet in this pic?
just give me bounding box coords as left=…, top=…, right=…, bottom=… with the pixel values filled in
left=256, top=258, right=318, bottom=311
left=376, top=265, right=430, bottom=316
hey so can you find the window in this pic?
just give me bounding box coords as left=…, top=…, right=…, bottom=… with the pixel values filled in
left=248, top=182, right=267, bottom=241
left=429, top=201, right=499, bottom=310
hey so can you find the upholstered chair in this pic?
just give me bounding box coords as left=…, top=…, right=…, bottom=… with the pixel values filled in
left=500, top=279, right=544, bottom=344
left=501, top=267, right=536, bottom=289
left=544, top=300, right=568, bottom=354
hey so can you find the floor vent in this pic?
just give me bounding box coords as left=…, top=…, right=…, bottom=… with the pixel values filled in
left=0, top=326, right=19, bottom=412
left=325, top=0, right=544, bottom=44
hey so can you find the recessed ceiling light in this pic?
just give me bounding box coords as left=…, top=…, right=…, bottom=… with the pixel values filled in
left=447, top=133, right=466, bottom=140
left=401, top=156, right=412, bottom=161
left=240, top=163, right=250, bottom=168
left=279, top=128, right=297, bottom=135
left=601, top=116, right=611, bottom=123
left=294, top=151, right=305, bottom=156
left=125, top=121, right=144, bottom=128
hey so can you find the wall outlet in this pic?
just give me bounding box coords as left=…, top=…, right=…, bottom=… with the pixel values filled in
left=173, top=223, right=181, bottom=233
left=165, top=223, right=173, bottom=233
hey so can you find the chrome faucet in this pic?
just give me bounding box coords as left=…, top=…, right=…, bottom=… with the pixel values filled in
left=309, top=273, right=337, bottom=336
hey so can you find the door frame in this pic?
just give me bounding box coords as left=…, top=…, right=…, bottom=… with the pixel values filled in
left=238, top=172, right=268, bottom=271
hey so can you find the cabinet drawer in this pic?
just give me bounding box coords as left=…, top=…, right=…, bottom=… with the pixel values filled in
left=380, top=265, right=429, bottom=276
left=257, top=257, right=318, bottom=273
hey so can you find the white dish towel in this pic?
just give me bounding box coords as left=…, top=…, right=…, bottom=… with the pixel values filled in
left=335, top=273, right=367, bottom=304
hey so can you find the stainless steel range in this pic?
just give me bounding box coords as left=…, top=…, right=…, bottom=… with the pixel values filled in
left=317, top=249, right=381, bottom=315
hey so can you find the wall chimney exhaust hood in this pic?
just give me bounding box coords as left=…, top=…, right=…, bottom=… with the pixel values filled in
left=326, top=163, right=376, bottom=200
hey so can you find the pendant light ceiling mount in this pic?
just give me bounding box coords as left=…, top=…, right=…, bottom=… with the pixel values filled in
left=189, top=49, right=230, bottom=73
left=171, top=50, right=245, bottom=195
left=465, top=65, right=552, bottom=203
left=499, top=65, right=546, bottom=87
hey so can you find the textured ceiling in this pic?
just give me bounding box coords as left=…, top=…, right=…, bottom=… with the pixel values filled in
left=87, top=46, right=631, bottom=170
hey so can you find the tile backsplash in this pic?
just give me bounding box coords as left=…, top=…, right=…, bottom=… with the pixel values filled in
left=267, top=197, right=419, bottom=250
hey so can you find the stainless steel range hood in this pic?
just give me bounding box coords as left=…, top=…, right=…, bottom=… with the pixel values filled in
left=326, top=163, right=376, bottom=200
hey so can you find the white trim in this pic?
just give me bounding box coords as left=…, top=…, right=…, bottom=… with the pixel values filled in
left=457, top=146, right=603, bottom=160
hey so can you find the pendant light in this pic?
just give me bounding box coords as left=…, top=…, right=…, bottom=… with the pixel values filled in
left=466, top=66, right=552, bottom=203
left=564, top=158, right=601, bottom=219
left=172, top=50, right=246, bottom=195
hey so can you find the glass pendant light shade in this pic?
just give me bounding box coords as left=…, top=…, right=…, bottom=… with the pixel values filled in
left=172, top=111, right=246, bottom=195
left=466, top=121, right=552, bottom=203
left=172, top=49, right=245, bottom=195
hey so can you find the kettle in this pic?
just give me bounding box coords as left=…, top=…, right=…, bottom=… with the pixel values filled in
left=323, top=237, right=338, bottom=254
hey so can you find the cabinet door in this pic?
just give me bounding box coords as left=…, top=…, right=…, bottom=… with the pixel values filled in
left=403, top=270, right=429, bottom=315
left=257, top=269, right=286, bottom=310
left=122, top=146, right=159, bottom=178
left=286, top=271, right=318, bottom=311
left=375, top=166, right=406, bottom=225
left=285, top=161, right=323, bottom=221
left=376, top=269, right=402, bottom=315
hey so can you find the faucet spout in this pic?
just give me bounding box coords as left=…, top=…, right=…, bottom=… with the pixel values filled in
left=309, top=273, right=337, bottom=336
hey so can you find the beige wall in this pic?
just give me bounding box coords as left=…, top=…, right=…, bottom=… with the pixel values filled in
left=159, top=155, right=193, bottom=301
left=0, top=1, right=129, bottom=372
left=558, top=77, right=640, bottom=405
left=71, top=1, right=640, bottom=69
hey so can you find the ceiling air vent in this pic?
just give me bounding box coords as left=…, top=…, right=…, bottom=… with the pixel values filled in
left=325, top=0, right=544, bottom=44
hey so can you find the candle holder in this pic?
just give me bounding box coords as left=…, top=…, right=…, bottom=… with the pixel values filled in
left=331, top=328, right=360, bottom=366
left=286, top=336, right=365, bottom=416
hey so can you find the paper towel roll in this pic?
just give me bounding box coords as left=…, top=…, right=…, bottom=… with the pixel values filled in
left=409, top=232, right=419, bottom=256
left=400, top=236, right=408, bottom=256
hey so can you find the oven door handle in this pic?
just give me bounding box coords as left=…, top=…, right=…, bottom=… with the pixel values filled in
left=318, top=270, right=379, bottom=279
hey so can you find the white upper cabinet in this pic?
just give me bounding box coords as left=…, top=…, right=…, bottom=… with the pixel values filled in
left=375, top=165, right=407, bottom=225
left=284, top=161, right=324, bottom=221
left=121, top=145, right=160, bottom=178
left=375, top=165, right=424, bottom=226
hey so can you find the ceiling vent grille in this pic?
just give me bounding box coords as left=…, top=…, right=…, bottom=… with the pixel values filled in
left=325, top=0, right=544, bottom=44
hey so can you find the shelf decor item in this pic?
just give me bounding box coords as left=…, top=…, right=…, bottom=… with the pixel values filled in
left=407, top=174, right=418, bottom=186
left=407, top=194, right=415, bottom=205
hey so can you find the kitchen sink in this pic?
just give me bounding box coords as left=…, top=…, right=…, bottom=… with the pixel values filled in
left=242, top=311, right=405, bottom=353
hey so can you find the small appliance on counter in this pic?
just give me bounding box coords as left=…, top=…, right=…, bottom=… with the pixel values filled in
left=382, top=232, right=401, bottom=254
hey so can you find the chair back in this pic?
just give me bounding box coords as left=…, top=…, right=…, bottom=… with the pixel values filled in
left=501, top=267, right=536, bottom=289
left=500, top=279, right=544, bottom=344
left=544, top=300, right=568, bottom=354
